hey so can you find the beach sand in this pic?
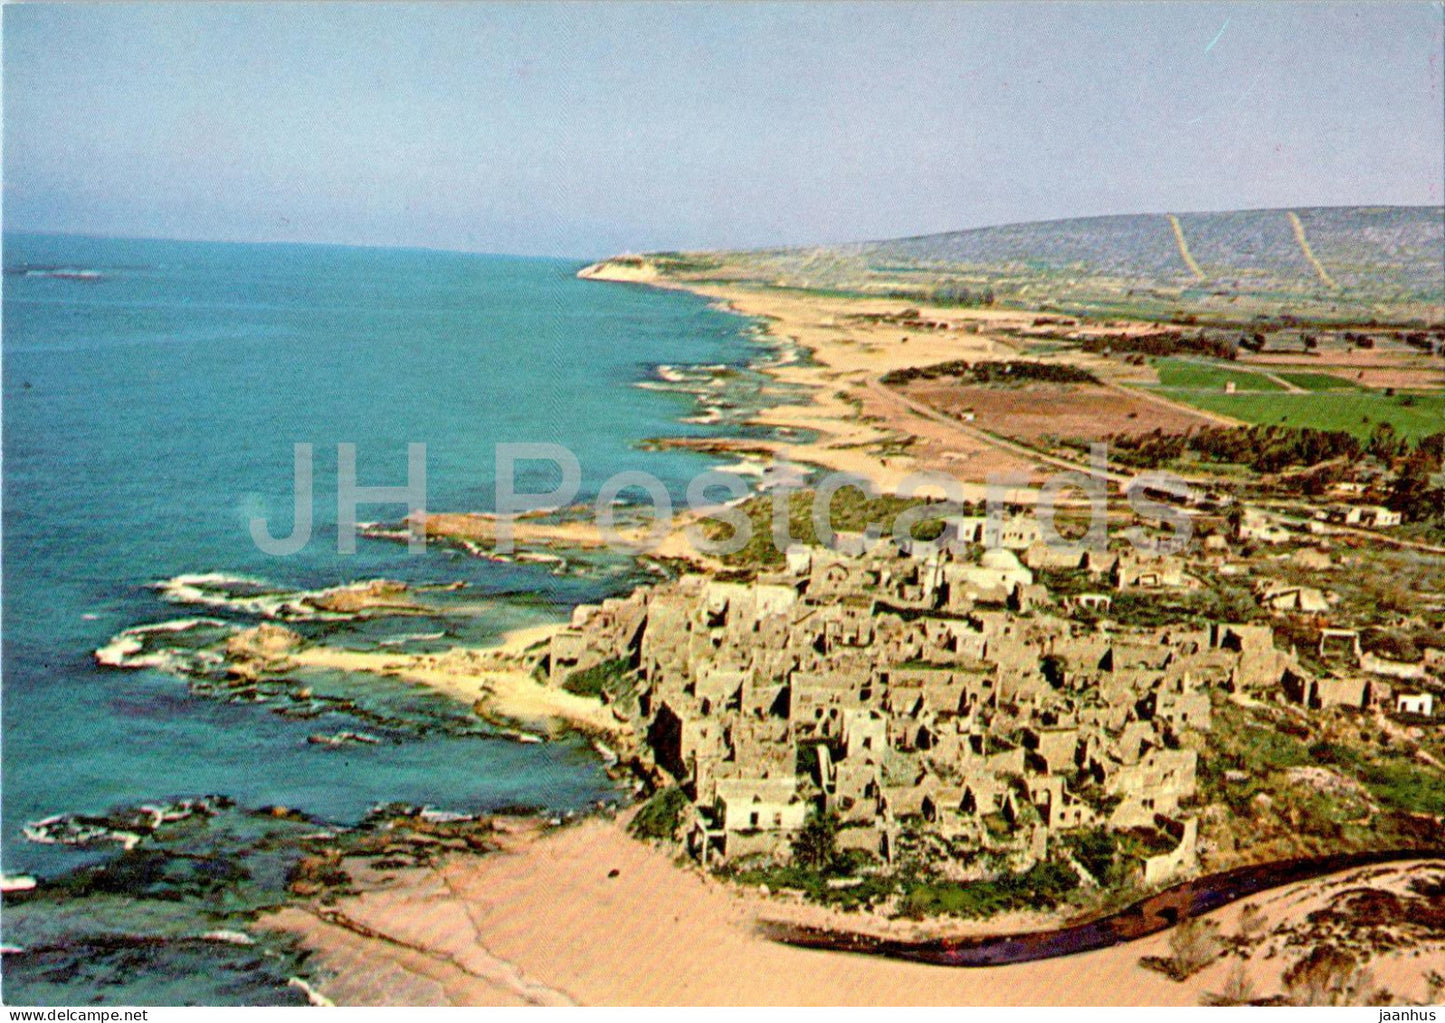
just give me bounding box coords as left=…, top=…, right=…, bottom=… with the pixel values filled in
left=583, top=263, right=1066, bottom=494
left=264, top=813, right=1444, bottom=1006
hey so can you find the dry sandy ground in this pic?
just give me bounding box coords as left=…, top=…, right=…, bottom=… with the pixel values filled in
left=264, top=815, right=1444, bottom=1006
left=906, top=380, right=1213, bottom=446
left=692, top=284, right=1052, bottom=496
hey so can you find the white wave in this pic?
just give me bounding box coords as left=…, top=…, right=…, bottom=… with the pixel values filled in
left=377, top=631, right=447, bottom=647
left=94, top=633, right=143, bottom=668
left=357, top=523, right=415, bottom=543
left=155, top=573, right=292, bottom=616
left=94, top=617, right=234, bottom=672
left=22, top=816, right=142, bottom=851
left=288, top=977, right=335, bottom=1008
left=154, top=573, right=362, bottom=622
left=715, top=460, right=766, bottom=477
left=202, top=930, right=255, bottom=946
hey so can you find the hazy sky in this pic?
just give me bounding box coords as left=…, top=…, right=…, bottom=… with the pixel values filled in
left=5, top=2, right=1442, bottom=257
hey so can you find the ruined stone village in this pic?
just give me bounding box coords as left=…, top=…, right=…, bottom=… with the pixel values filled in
left=543, top=512, right=1444, bottom=890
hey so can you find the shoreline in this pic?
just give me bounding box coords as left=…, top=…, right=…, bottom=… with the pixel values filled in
left=284, top=622, right=629, bottom=739
left=263, top=811, right=1445, bottom=1006
left=579, top=262, right=1125, bottom=499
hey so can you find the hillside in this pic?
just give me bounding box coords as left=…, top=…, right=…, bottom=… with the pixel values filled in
left=594, top=206, right=1444, bottom=325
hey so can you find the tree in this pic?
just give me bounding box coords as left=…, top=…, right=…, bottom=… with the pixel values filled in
left=790, top=809, right=840, bottom=872
left=1226, top=504, right=1246, bottom=539
left=1388, top=451, right=1445, bottom=523
left=1368, top=423, right=1405, bottom=462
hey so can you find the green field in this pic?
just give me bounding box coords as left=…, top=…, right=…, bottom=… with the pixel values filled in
left=1151, top=358, right=1285, bottom=392
left=1272, top=371, right=1366, bottom=391
left=1157, top=389, right=1445, bottom=440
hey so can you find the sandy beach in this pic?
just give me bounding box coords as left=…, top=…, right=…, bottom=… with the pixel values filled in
left=581, top=263, right=1223, bottom=501
left=264, top=812, right=1444, bottom=1006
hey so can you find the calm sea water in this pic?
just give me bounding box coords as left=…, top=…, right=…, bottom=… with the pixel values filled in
left=0, top=233, right=768, bottom=1002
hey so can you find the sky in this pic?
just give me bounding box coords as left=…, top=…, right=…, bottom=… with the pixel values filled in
left=4, top=2, right=1443, bottom=258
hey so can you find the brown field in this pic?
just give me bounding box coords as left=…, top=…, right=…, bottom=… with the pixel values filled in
left=905, top=381, right=1215, bottom=446
left=1245, top=350, right=1440, bottom=370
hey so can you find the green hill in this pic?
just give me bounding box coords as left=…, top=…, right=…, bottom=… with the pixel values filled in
left=630, top=206, right=1444, bottom=324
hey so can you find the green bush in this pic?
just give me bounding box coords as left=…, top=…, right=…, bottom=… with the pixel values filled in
left=791, top=809, right=840, bottom=871
left=1063, top=828, right=1122, bottom=887
left=562, top=657, right=632, bottom=697
left=899, top=860, right=1080, bottom=918
left=628, top=787, right=689, bottom=841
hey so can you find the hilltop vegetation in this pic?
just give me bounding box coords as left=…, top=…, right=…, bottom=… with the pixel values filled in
left=600, top=206, right=1444, bottom=324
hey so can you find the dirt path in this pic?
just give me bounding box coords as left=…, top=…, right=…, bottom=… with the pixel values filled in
left=1255, top=505, right=1445, bottom=556
left=865, top=375, right=1134, bottom=485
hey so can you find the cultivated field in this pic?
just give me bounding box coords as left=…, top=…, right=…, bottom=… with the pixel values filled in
left=905, top=379, right=1213, bottom=447
left=1160, top=390, right=1445, bottom=441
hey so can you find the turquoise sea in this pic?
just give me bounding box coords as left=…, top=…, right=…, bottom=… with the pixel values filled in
left=0, top=233, right=782, bottom=1003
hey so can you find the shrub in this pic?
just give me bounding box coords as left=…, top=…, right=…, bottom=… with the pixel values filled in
left=1166, top=916, right=1222, bottom=980
left=628, top=787, right=689, bottom=841
left=791, top=809, right=840, bottom=872
left=1282, top=944, right=1388, bottom=1006
left=1203, top=961, right=1258, bottom=1006
left=562, top=657, right=632, bottom=697
left=1063, top=828, right=1120, bottom=887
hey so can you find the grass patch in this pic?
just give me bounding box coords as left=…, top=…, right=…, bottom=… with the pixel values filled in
left=898, top=860, right=1081, bottom=918
left=727, top=849, right=896, bottom=912
left=562, top=657, right=632, bottom=698
left=1151, top=358, right=1285, bottom=392
left=729, top=856, right=1083, bottom=918
left=702, top=488, right=950, bottom=568
left=628, top=787, right=689, bottom=841
left=1153, top=390, right=1445, bottom=441
left=1273, top=371, right=1366, bottom=391
left=1311, top=738, right=1445, bottom=816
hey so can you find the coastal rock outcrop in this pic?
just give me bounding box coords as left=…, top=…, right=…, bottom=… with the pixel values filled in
left=226, top=624, right=304, bottom=664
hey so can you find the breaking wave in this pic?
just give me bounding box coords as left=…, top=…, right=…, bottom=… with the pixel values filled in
left=153, top=572, right=421, bottom=622
left=94, top=617, right=236, bottom=674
